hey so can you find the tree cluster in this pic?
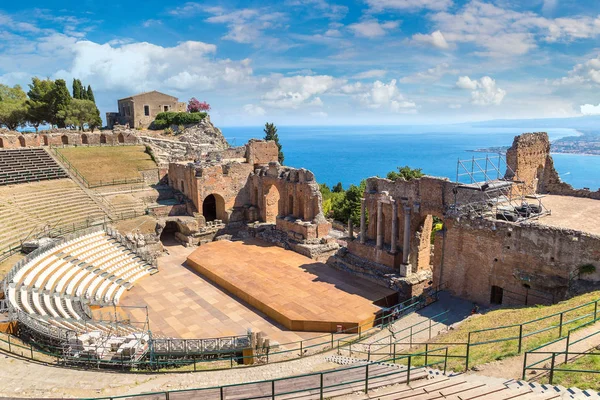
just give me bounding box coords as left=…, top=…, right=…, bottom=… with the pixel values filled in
left=320, top=180, right=366, bottom=227
left=320, top=166, right=426, bottom=227
left=0, top=77, right=102, bottom=132
left=153, top=111, right=207, bottom=129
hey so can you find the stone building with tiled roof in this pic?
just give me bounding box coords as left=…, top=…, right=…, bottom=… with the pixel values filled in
left=106, top=90, right=186, bottom=129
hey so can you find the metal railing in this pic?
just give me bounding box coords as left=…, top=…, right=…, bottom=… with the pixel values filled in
left=522, top=317, right=600, bottom=382
left=82, top=347, right=451, bottom=400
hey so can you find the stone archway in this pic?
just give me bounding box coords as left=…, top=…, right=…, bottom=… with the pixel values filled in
left=264, top=185, right=281, bottom=224
left=18, top=136, right=26, bottom=147
left=42, top=135, right=49, bottom=146
left=81, top=134, right=88, bottom=145
left=100, top=134, right=107, bottom=144
left=61, top=135, right=68, bottom=145
left=118, top=133, right=125, bottom=143
left=202, top=193, right=226, bottom=222
left=0, top=137, right=4, bottom=148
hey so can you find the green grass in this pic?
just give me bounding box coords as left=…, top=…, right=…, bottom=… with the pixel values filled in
left=57, top=146, right=156, bottom=185
left=543, top=354, right=600, bottom=390
left=399, top=291, right=600, bottom=371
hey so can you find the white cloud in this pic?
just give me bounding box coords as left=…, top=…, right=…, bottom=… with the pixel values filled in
left=411, top=30, right=450, bottom=50
left=261, top=75, right=343, bottom=108
left=449, top=104, right=462, bottom=109
left=204, top=8, right=287, bottom=44
left=400, top=63, right=456, bottom=83
left=55, top=40, right=257, bottom=94
left=285, top=0, right=348, bottom=20
left=142, top=19, right=162, bottom=28
left=353, top=69, right=387, bottom=79
left=348, top=20, right=399, bottom=38
left=243, top=104, right=266, bottom=116
left=310, top=111, right=328, bottom=117
left=456, top=76, right=506, bottom=105
left=555, top=55, right=600, bottom=86
left=580, top=103, right=600, bottom=115
left=366, top=0, right=453, bottom=12
left=343, top=79, right=417, bottom=112
left=456, top=76, right=479, bottom=90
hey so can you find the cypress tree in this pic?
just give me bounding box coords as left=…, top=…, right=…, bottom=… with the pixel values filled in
left=263, top=122, right=284, bottom=164
left=52, top=79, right=72, bottom=128
left=86, top=85, right=96, bottom=103
left=72, top=79, right=81, bottom=99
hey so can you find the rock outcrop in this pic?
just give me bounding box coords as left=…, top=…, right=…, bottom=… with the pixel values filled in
left=139, top=116, right=230, bottom=167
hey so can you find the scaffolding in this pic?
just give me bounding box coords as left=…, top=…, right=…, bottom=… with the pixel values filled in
left=448, top=154, right=550, bottom=222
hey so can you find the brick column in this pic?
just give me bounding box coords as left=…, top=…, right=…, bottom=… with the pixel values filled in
left=360, top=198, right=366, bottom=244
left=376, top=201, right=383, bottom=250
left=391, top=199, right=398, bottom=253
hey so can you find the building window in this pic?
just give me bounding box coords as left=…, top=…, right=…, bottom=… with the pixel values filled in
left=144, top=105, right=150, bottom=116
left=164, top=105, right=169, bottom=112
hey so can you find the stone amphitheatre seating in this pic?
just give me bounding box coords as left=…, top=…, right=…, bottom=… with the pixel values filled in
left=6, top=229, right=157, bottom=340
left=0, top=148, right=68, bottom=186
left=0, top=178, right=108, bottom=251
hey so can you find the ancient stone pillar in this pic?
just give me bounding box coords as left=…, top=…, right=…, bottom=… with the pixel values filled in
left=376, top=201, right=383, bottom=250
left=400, top=204, right=412, bottom=277
left=347, top=218, right=354, bottom=240
left=360, top=198, right=366, bottom=244
left=391, top=199, right=398, bottom=253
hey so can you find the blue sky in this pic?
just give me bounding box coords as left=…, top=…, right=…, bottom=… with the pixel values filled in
left=2, top=0, right=600, bottom=126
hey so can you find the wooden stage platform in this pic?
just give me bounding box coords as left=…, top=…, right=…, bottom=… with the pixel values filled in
left=186, top=239, right=397, bottom=333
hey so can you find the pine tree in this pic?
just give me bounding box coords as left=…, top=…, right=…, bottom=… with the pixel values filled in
left=263, top=122, right=284, bottom=164
left=86, top=85, right=95, bottom=103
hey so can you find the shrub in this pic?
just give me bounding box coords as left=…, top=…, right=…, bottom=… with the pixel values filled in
left=387, top=165, right=424, bottom=181
left=152, top=111, right=207, bottom=129
left=579, top=263, right=596, bottom=275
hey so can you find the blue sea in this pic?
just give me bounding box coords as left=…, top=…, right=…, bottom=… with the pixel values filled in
left=222, top=126, right=600, bottom=191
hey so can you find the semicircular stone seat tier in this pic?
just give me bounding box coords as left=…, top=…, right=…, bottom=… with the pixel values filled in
left=6, top=229, right=158, bottom=338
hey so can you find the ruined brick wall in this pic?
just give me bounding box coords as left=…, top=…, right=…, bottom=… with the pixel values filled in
left=0, top=130, right=139, bottom=149
left=506, top=131, right=600, bottom=199
left=250, top=163, right=331, bottom=239
left=356, top=176, right=454, bottom=270
left=505, top=132, right=550, bottom=196
left=246, top=140, right=279, bottom=166
left=433, top=218, right=600, bottom=305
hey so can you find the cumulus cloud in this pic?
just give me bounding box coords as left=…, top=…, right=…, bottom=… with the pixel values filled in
left=554, top=55, right=600, bottom=86
left=285, top=0, right=348, bottom=20
left=56, top=40, right=256, bottom=93
left=581, top=103, right=600, bottom=115
left=243, top=104, right=266, bottom=115
left=456, top=76, right=506, bottom=105
left=366, top=0, right=453, bottom=12
left=261, top=75, right=343, bottom=108
left=348, top=20, right=399, bottom=38
left=411, top=30, right=450, bottom=50
left=400, top=63, right=456, bottom=83
left=342, top=79, right=416, bottom=112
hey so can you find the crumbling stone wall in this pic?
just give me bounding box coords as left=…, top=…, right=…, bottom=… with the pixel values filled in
left=0, top=129, right=138, bottom=149
left=506, top=132, right=600, bottom=199
left=434, top=217, right=600, bottom=305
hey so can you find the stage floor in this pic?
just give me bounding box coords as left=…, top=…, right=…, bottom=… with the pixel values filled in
left=187, top=239, right=396, bottom=332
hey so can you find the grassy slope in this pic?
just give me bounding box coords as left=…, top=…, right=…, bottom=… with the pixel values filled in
left=407, top=291, right=600, bottom=371
left=550, top=354, right=600, bottom=390
left=58, top=146, right=156, bottom=184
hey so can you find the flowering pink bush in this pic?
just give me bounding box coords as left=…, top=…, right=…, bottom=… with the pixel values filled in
left=188, top=97, right=211, bottom=113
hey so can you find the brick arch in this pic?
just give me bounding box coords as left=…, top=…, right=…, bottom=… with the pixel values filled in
left=202, top=193, right=226, bottom=223
left=100, top=134, right=107, bottom=144
left=18, top=136, right=26, bottom=147
left=117, top=133, right=124, bottom=143
left=81, top=134, right=88, bottom=145
left=61, top=135, right=68, bottom=145
left=0, top=137, right=3, bottom=148
left=42, top=135, right=49, bottom=146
